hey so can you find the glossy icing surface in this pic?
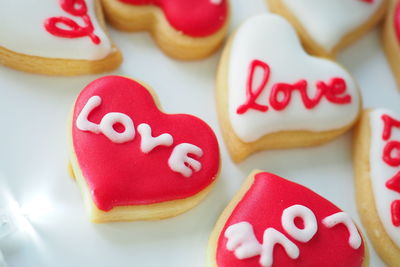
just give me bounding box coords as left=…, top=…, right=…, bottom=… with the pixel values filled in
left=72, top=76, right=220, bottom=211
left=119, top=0, right=228, bottom=37
left=282, top=0, right=383, bottom=51
left=228, top=15, right=359, bottom=142
left=394, top=1, right=400, bottom=43
left=216, top=172, right=365, bottom=267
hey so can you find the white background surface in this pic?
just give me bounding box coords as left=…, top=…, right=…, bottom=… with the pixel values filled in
left=0, top=0, right=399, bottom=266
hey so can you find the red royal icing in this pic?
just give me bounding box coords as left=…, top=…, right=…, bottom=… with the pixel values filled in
left=394, top=1, right=400, bottom=43
left=216, top=172, right=365, bottom=267
left=391, top=200, right=400, bottom=226
left=380, top=114, right=400, bottom=227
left=236, top=60, right=352, bottom=115
left=72, top=76, right=220, bottom=211
left=45, top=0, right=100, bottom=44
left=383, top=141, right=400, bottom=167
left=118, top=0, right=228, bottom=37
left=359, top=0, right=373, bottom=3
left=386, top=171, right=400, bottom=194
left=236, top=60, right=269, bottom=114
left=382, top=114, right=400, bottom=140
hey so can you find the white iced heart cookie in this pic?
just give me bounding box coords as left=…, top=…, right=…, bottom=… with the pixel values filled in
left=354, top=109, right=400, bottom=266
left=267, top=0, right=388, bottom=57
left=0, top=0, right=122, bottom=75
left=216, top=14, right=361, bottom=162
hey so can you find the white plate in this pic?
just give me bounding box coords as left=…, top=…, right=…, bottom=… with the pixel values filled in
left=0, top=0, right=398, bottom=266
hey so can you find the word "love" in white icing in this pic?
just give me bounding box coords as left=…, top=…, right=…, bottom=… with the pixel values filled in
left=225, top=204, right=361, bottom=267
left=76, top=96, right=203, bottom=177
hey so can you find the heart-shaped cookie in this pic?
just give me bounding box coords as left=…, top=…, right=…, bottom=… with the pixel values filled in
left=0, top=0, right=122, bottom=75
left=68, top=76, right=220, bottom=222
left=267, top=0, right=388, bottom=57
left=100, top=0, right=229, bottom=60
left=207, top=171, right=367, bottom=267
left=354, top=108, right=400, bottom=266
left=383, top=0, right=400, bottom=90
left=216, top=14, right=361, bottom=162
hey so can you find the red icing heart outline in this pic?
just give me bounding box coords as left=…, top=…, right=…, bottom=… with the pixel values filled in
left=216, top=172, right=365, bottom=267
left=118, top=0, right=228, bottom=37
left=71, top=76, right=220, bottom=211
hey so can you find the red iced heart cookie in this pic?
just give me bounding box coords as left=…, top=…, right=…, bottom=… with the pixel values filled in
left=267, top=0, right=388, bottom=57
left=100, top=0, right=229, bottom=60
left=69, top=76, right=220, bottom=222
left=207, top=171, right=366, bottom=267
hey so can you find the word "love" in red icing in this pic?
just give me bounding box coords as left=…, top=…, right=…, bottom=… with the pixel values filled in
left=381, top=114, right=400, bottom=226
left=236, top=60, right=352, bottom=115
left=44, top=0, right=100, bottom=44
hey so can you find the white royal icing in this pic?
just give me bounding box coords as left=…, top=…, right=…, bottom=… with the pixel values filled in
left=0, top=0, right=112, bottom=60
left=322, top=212, right=362, bottom=249
left=281, top=0, right=383, bottom=51
left=76, top=96, right=136, bottom=144
left=137, top=123, right=173, bottom=153
left=76, top=95, right=103, bottom=134
left=369, top=109, right=400, bottom=247
left=225, top=222, right=299, bottom=267
left=225, top=222, right=263, bottom=259
left=99, top=113, right=135, bottom=144
left=228, top=14, right=359, bottom=142
left=281, top=205, right=317, bottom=243
left=168, top=143, right=203, bottom=177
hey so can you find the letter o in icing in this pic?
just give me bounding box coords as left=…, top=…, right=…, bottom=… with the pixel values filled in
left=383, top=141, right=400, bottom=167
left=281, top=204, right=318, bottom=243
left=99, top=112, right=135, bottom=143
